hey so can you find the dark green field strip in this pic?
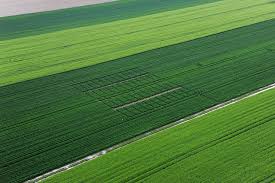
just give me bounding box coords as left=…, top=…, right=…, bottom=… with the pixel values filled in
left=0, top=0, right=220, bottom=41
left=1, top=19, right=275, bottom=182
left=44, top=88, right=275, bottom=183
left=0, top=0, right=253, bottom=57
left=1, top=0, right=274, bottom=86
left=0, top=4, right=269, bottom=61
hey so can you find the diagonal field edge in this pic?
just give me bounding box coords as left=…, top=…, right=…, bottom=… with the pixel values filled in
left=26, top=83, right=275, bottom=183
left=0, top=0, right=221, bottom=40
left=1, top=0, right=274, bottom=87
left=1, top=18, right=274, bottom=89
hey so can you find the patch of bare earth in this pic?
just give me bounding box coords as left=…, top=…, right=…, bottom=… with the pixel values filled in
left=0, top=0, right=115, bottom=17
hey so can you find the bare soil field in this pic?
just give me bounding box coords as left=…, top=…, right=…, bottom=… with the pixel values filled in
left=0, top=0, right=114, bottom=17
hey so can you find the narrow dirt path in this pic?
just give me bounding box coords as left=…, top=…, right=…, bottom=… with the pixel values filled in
left=114, top=87, right=182, bottom=110
left=27, top=83, right=275, bottom=183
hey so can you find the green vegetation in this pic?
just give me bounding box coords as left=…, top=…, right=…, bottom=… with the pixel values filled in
left=1, top=0, right=275, bottom=86
left=43, top=88, right=275, bottom=183
left=1, top=19, right=275, bottom=182
left=0, top=0, right=221, bottom=40
left=1, top=0, right=275, bottom=182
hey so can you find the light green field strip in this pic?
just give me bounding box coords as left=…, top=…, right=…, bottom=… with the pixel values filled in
left=43, top=88, right=275, bottom=183
left=1, top=0, right=275, bottom=86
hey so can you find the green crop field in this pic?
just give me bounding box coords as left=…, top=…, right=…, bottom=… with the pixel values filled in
left=0, top=0, right=221, bottom=40
left=1, top=0, right=275, bottom=86
left=1, top=0, right=275, bottom=182
left=1, top=19, right=275, bottom=182
left=43, top=88, right=275, bottom=183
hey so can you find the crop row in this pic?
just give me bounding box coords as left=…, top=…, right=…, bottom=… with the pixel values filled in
left=44, top=84, right=275, bottom=183
left=0, top=0, right=220, bottom=40
left=1, top=19, right=275, bottom=182
left=1, top=0, right=274, bottom=86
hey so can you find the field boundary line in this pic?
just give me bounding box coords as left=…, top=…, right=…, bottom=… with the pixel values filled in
left=27, top=83, right=275, bottom=183
left=114, top=87, right=182, bottom=110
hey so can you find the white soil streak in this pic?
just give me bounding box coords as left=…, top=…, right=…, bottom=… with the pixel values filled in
left=27, top=83, right=275, bottom=183
left=0, top=0, right=115, bottom=17
left=114, top=87, right=182, bottom=110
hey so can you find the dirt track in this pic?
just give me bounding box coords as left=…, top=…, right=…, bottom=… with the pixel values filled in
left=0, top=0, right=114, bottom=17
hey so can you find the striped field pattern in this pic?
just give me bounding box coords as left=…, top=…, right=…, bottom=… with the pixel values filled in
left=1, top=0, right=275, bottom=182
left=43, top=88, right=275, bottom=183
